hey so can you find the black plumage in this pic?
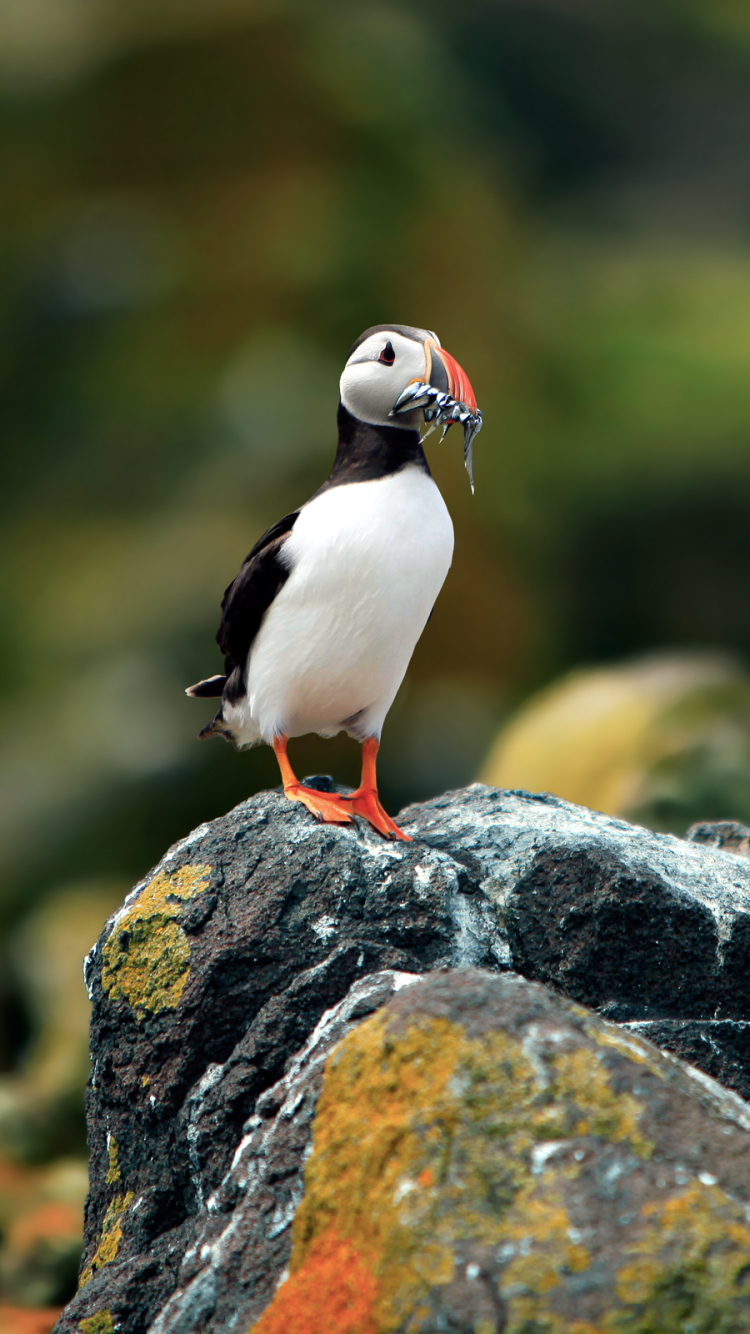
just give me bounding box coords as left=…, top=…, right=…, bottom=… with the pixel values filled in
left=186, top=509, right=299, bottom=727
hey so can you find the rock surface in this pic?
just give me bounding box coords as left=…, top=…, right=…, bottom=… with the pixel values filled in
left=254, top=968, right=750, bottom=1334
left=54, top=784, right=750, bottom=1331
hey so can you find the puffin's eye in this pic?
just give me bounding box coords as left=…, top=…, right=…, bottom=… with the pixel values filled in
left=378, top=341, right=395, bottom=366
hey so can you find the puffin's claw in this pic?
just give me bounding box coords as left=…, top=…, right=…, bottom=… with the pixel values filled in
left=390, top=381, right=482, bottom=492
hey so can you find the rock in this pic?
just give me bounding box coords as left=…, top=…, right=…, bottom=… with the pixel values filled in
left=133, top=970, right=414, bottom=1334
left=410, top=785, right=750, bottom=1024
left=687, top=818, right=750, bottom=857
left=624, top=1018, right=750, bottom=1102
left=68, top=968, right=750, bottom=1333
left=54, top=783, right=750, bottom=1331
left=255, top=968, right=750, bottom=1334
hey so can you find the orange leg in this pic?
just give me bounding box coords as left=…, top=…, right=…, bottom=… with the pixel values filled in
left=347, top=738, right=411, bottom=842
left=272, top=736, right=410, bottom=841
left=273, top=736, right=354, bottom=825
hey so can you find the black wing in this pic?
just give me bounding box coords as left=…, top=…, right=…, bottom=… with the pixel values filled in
left=216, top=510, right=300, bottom=703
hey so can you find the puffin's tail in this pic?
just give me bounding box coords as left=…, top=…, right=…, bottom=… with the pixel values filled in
left=186, top=675, right=227, bottom=698
left=198, top=708, right=233, bottom=742
left=186, top=675, right=232, bottom=741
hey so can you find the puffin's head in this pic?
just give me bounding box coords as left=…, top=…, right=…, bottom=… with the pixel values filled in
left=340, top=324, right=483, bottom=490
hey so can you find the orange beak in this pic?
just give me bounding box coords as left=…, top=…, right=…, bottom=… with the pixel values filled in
left=390, top=336, right=483, bottom=493
left=434, top=346, right=478, bottom=413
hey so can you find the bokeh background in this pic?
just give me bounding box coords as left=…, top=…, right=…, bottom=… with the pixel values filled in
left=3, top=0, right=750, bottom=1323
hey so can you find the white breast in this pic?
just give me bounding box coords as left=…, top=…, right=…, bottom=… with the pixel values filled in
left=232, top=466, right=454, bottom=745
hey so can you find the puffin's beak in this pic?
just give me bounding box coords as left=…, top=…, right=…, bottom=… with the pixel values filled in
left=428, top=342, right=478, bottom=413
left=390, top=340, right=483, bottom=493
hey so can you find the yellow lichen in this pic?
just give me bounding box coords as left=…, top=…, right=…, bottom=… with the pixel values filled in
left=78, top=1191, right=133, bottom=1288
left=79, top=1314, right=115, bottom=1334
left=610, top=1181, right=750, bottom=1331
left=255, top=1007, right=660, bottom=1334
left=101, top=864, right=211, bottom=1015
left=105, top=1135, right=120, bottom=1185
left=499, top=1195, right=590, bottom=1307
left=550, top=1047, right=653, bottom=1159
left=254, top=1003, right=750, bottom=1333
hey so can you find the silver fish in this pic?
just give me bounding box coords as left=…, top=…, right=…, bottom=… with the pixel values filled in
left=390, top=381, right=483, bottom=492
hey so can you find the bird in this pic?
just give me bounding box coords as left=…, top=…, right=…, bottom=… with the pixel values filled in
left=186, top=323, right=482, bottom=841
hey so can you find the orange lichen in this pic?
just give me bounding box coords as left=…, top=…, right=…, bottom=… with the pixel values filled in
left=288, top=1011, right=465, bottom=1330
left=254, top=1009, right=603, bottom=1331
left=252, top=1228, right=378, bottom=1334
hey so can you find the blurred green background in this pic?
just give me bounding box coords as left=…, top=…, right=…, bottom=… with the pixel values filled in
left=3, top=0, right=750, bottom=1318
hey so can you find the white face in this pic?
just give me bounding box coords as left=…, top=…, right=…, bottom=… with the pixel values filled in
left=340, top=329, right=437, bottom=428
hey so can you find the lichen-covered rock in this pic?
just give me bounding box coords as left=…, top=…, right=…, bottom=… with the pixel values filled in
left=143, top=971, right=416, bottom=1334
left=253, top=969, right=750, bottom=1334
left=71, top=968, right=750, bottom=1333
left=53, top=784, right=750, bottom=1331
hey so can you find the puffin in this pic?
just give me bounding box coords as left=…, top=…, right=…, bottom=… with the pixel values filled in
left=187, top=324, right=482, bottom=841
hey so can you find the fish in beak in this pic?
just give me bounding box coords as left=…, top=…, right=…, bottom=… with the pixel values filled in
left=389, top=338, right=483, bottom=493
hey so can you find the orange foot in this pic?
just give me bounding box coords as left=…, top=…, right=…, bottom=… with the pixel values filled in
left=272, top=735, right=411, bottom=841
left=284, top=782, right=354, bottom=826
left=347, top=786, right=411, bottom=841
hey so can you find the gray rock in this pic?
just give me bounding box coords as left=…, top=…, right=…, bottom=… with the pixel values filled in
left=78, top=969, right=750, bottom=1332
left=406, top=785, right=750, bottom=1020
left=687, top=818, right=750, bottom=857
left=55, top=783, right=750, bottom=1332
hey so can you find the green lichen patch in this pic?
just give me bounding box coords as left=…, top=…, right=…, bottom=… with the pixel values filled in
left=79, top=1191, right=134, bottom=1288
left=79, top=1314, right=115, bottom=1334
left=101, top=863, right=211, bottom=1015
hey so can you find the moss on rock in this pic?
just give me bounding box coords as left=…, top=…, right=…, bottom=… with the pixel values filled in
left=101, top=864, right=211, bottom=1016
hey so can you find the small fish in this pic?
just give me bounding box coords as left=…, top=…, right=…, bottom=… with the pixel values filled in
left=391, top=380, right=482, bottom=492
